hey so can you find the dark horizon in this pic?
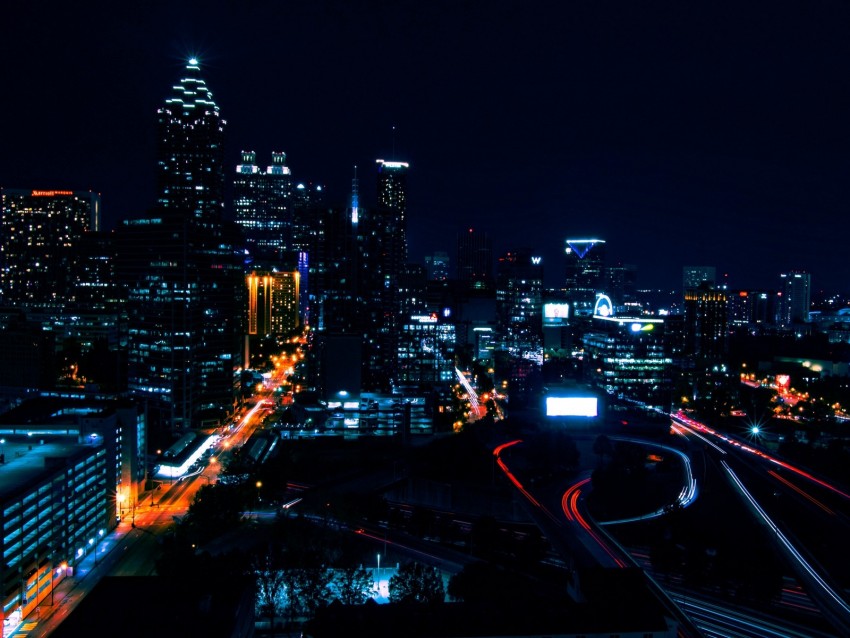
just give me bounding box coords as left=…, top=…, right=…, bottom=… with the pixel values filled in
left=3, top=0, right=849, bottom=293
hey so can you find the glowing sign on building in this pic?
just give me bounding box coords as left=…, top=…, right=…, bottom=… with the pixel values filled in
left=31, top=190, right=74, bottom=197
left=543, top=302, right=570, bottom=326
left=594, top=294, right=613, bottom=318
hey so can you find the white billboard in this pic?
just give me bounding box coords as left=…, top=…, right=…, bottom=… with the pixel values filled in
left=545, top=396, right=598, bottom=417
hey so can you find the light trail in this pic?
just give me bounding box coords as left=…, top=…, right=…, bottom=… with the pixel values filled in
left=599, top=438, right=698, bottom=526
left=672, top=412, right=850, bottom=501
left=722, top=460, right=850, bottom=618
left=560, top=478, right=627, bottom=568
left=492, top=440, right=545, bottom=510
left=675, top=593, right=833, bottom=638
left=455, top=367, right=480, bottom=415
left=768, top=470, right=833, bottom=515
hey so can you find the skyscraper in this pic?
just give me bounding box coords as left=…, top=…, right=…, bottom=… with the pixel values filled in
left=496, top=249, right=544, bottom=362
left=424, top=251, right=450, bottom=281
left=375, top=159, right=409, bottom=275
left=683, top=284, right=728, bottom=360
left=0, top=189, right=100, bottom=312
left=118, top=59, right=242, bottom=440
left=156, top=58, right=226, bottom=226
left=358, top=159, right=409, bottom=391
left=564, top=238, right=606, bottom=316
left=457, top=228, right=493, bottom=292
left=683, top=266, right=716, bottom=293
left=779, top=271, right=811, bottom=326
left=233, top=151, right=293, bottom=258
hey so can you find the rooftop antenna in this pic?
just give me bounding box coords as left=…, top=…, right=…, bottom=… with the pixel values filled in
left=351, top=165, right=359, bottom=224
left=392, top=126, right=396, bottom=161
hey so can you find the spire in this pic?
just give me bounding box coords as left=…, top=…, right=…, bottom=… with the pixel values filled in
left=351, top=165, right=359, bottom=224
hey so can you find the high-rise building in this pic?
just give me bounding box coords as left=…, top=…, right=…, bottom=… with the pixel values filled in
left=583, top=313, right=672, bottom=410
left=683, top=266, right=716, bottom=294
left=118, top=59, right=242, bottom=441
left=397, top=312, right=456, bottom=386
left=156, top=58, right=226, bottom=226
left=496, top=249, right=544, bottom=363
left=360, top=159, right=410, bottom=391
left=375, top=159, right=409, bottom=278
left=457, top=228, right=493, bottom=292
left=233, top=151, right=293, bottom=258
left=683, top=284, right=728, bottom=360
left=1, top=189, right=100, bottom=312
left=246, top=269, right=300, bottom=337
left=424, top=251, right=450, bottom=281
left=779, top=271, right=811, bottom=325
left=728, top=290, right=779, bottom=329
left=564, top=238, right=605, bottom=316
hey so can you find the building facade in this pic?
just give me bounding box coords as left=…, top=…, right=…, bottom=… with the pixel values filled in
left=564, top=238, right=606, bottom=316
left=0, top=189, right=100, bottom=312
left=582, top=315, right=672, bottom=410
left=495, top=249, right=544, bottom=363
left=119, top=59, right=243, bottom=440
left=233, top=151, right=293, bottom=259
left=457, top=228, right=493, bottom=292
left=779, top=271, right=811, bottom=326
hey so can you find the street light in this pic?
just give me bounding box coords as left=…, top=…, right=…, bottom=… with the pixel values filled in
left=50, top=562, right=67, bottom=605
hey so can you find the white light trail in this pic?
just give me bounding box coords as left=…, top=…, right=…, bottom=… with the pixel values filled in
left=722, top=460, right=850, bottom=617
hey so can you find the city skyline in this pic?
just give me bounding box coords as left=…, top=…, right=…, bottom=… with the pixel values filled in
left=2, top=1, right=849, bottom=291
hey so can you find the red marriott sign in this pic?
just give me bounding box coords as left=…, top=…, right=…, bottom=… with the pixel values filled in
left=31, top=190, right=74, bottom=197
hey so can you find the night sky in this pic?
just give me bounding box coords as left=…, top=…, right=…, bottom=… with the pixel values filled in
left=3, top=0, right=849, bottom=292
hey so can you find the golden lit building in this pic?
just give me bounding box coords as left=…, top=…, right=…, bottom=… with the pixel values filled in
left=246, top=270, right=300, bottom=336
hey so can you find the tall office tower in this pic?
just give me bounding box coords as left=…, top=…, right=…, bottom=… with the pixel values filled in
left=375, top=159, right=409, bottom=266
left=397, top=313, right=456, bottom=386
left=246, top=269, right=300, bottom=337
left=779, top=271, right=811, bottom=326
left=683, top=266, right=716, bottom=293
left=564, top=238, right=606, bottom=316
left=457, top=228, right=493, bottom=292
left=0, top=189, right=100, bottom=312
left=119, top=59, right=242, bottom=441
left=291, top=181, right=325, bottom=254
left=358, top=159, right=409, bottom=391
left=398, top=263, right=429, bottom=319
left=233, top=151, right=293, bottom=258
left=156, top=58, right=226, bottom=226
left=495, top=249, right=544, bottom=362
left=424, top=251, right=450, bottom=281
left=606, top=262, right=638, bottom=313
left=684, top=283, right=728, bottom=360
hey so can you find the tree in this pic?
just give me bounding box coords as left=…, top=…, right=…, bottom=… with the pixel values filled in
left=334, top=565, right=374, bottom=605
left=295, top=566, right=334, bottom=617
left=388, top=561, right=445, bottom=605
left=254, top=553, right=286, bottom=631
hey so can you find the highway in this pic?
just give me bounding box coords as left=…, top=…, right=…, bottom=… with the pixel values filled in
left=672, top=411, right=850, bottom=635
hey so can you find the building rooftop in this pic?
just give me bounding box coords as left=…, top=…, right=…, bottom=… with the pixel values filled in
left=0, top=438, right=93, bottom=502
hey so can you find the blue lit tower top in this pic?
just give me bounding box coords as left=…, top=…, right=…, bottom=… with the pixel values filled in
left=156, top=58, right=226, bottom=225
left=564, top=238, right=606, bottom=316
left=350, top=165, right=359, bottom=224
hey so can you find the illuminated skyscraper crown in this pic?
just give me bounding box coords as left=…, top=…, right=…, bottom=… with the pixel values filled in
left=163, top=58, right=220, bottom=114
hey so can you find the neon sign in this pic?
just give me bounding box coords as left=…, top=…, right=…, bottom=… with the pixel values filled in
left=594, top=294, right=613, bottom=318
left=31, top=190, right=73, bottom=197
